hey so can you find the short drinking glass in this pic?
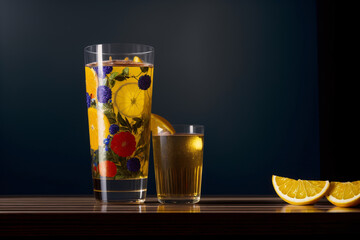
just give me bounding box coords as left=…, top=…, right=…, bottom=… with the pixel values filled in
left=152, top=124, right=204, bottom=204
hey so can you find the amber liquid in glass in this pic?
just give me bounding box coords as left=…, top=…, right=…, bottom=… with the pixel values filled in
left=152, top=133, right=204, bottom=203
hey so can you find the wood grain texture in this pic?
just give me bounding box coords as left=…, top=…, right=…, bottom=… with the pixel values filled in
left=1, top=195, right=359, bottom=236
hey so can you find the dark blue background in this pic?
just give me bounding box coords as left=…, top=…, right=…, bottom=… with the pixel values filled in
left=0, top=0, right=319, bottom=195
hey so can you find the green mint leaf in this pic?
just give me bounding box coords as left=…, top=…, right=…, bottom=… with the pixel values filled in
left=101, top=102, right=114, bottom=113
left=101, top=102, right=112, bottom=109
left=109, top=79, right=115, bottom=88
left=109, top=72, right=120, bottom=80
left=110, top=150, right=122, bottom=164
left=105, top=148, right=114, bottom=161
left=114, top=74, right=127, bottom=81
left=104, top=110, right=117, bottom=124
left=124, top=117, right=132, bottom=131
left=134, top=146, right=146, bottom=156
left=114, top=68, right=130, bottom=81
left=101, top=102, right=117, bottom=124
left=117, top=113, right=128, bottom=127
left=119, top=126, right=130, bottom=132
left=122, top=67, right=129, bottom=76
left=105, top=78, right=110, bottom=88
left=133, top=117, right=142, bottom=123
left=134, top=119, right=143, bottom=128
left=137, top=133, right=146, bottom=147
left=131, top=118, right=143, bottom=134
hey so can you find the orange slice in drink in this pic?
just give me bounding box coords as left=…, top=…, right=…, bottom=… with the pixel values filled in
left=113, top=83, right=146, bottom=118
left=133, top=56, right=143, bottom=63
left=151, top=114, right=175, bottom=135
left=326, top=181, right=360, bottom=207
left=87, top=108, right=110, bottom=150
left=85, top=67, right=98, bottom=98
left=272, top=175, right=330, bottom=205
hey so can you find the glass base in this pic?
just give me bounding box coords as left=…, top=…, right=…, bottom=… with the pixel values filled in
left=158, top=196, right=200, bottom=204
left=93, top=177, right=147, bottom=204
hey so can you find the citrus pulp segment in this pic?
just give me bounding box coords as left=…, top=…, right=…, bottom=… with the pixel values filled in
left=272, top=175, right=330, bottom=205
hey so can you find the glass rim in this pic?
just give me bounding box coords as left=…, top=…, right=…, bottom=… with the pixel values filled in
left=170, top=124, right=205, bottom=134
left=171, top=124, right=204, bottom=128
left=84, top=43, right=155, bottom=55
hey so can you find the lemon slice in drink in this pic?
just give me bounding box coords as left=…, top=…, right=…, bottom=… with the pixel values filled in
left=133, top=56, right=143, bottom=63
left=326, top=181, right=360, bottom=207
left=87, top=107, right=110, bottom=150
left=151, top=113, right=176, bottom=135
left=85, top=67, right=98, bottom=98
left=272, top=175, right=330, bottom=205
left=114, top=82, right=146, bottom=118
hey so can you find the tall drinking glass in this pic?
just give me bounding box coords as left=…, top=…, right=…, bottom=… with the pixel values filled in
left=84, top=43, right=154, bottom=204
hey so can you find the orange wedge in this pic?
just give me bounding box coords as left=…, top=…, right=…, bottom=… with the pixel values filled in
left=272, top=175, right=330, bottom=205
left=326, top=181, right=360, bottom=207
left=151, top=114, right=175, bottom=135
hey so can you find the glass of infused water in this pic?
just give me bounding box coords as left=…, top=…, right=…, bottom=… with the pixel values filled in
left=152, top=124, right=204, bottom=204
left=84, top=43, right=154, bottom=204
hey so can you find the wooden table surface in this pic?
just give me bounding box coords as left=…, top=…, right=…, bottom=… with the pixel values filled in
left=1, top=195, right=359, bottom=236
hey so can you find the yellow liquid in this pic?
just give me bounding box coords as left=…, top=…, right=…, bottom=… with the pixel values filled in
left=152, top=134, right=204, bottom=203
left=85, top=59, right=153, bottom=203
